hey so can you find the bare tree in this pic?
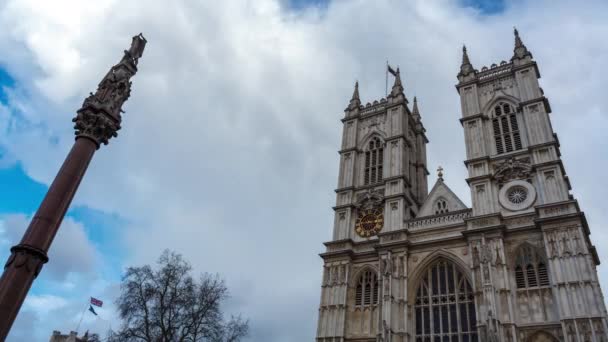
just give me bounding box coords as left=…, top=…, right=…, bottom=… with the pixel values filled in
left=110, top=250, right=248, bottom=342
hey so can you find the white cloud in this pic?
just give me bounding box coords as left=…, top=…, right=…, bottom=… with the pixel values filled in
left=1, top=0, right=608, bottom=340
left=23, top=294, right=68, bottom=315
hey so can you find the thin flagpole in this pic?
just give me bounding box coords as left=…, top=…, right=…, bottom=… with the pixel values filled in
left=75, top=301, right=88, bottom=334
left=385, top=60, right=389, bottom=97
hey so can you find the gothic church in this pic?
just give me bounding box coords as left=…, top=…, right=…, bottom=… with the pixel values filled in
left=316, top=29, right=608, bottom=342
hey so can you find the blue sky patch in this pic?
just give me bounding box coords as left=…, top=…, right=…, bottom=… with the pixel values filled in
left=286, top=0, right=329, bottom=11
left=460, top=0, right=506, bottom=14
left=0, top=66, right=15, bottom=104
left=0, top=165, right=47, bottom=214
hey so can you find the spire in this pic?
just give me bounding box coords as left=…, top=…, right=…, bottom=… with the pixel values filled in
left=389, top=67, right=404, bottom=98
left=462, top=45, right=471, bottom=65
left=512, top=27, right=532, bottom=60
left=412, top=96, right=421, bottom=121
left=352, top=81, right=360, bottom=102
left=514, top=27, right=523, bottom=47
left=458, top=45, right=474, bottom=77
left=347, top=81, right=361, bottom=110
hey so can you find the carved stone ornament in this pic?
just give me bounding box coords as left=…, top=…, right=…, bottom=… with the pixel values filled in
left=355, top=188, right=384, bottom=210
left=472, top=246, right=480, bottom=267
left=493, top=157, right=532, bottom=184
left=73, top=34, right=147, bottom=147
left=494, top=245, right=502, bottom=265
left=548, top=236, right=558, bottom=258
left=382, top=256, right=392, bottom=276
left=480, top=243, right=493, bottom=264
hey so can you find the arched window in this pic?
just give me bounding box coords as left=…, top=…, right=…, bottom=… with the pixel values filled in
left=434, top=198, right=449, bottom=215
left=415, top=259, right=478, bottom=341
left=364, top=137, right=383, bottom=185
left=514, top=245, right=550, bottom=289
left=492, top=102, right=522, bottom=154
left=355, top=270, right=379, bottom=307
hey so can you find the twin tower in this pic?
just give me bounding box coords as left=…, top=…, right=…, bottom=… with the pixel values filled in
left=316, top=29, right=608, bottom=342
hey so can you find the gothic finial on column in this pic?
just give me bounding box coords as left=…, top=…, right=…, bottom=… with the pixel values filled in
left=437, top=166, right=444, bottom=181
left=412, top=96, right=421, bottom=121
left=73, top=33, right=147, bottom=147
left=512, top=27, right=533, bottom=61
left=458, top=45, right=474, bottom=78
left=347, top=81, right=361, bottom=110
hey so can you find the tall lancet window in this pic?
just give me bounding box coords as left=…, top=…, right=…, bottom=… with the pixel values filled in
left=364, top=137, right=384, bottom=185
left=355, top=270, right=379, bottom=307
left=492, top=102, right=522, bottom=154
left=514, top=244, right=550, bottom=289
left=414, top=259, right=478, bottom=341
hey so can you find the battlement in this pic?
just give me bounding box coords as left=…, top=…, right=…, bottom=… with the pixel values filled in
left=359, top=98, right=388, bottom=115
left=458, top=28, right=534, bottom=86
left=477, top=60, right=512, bottom=81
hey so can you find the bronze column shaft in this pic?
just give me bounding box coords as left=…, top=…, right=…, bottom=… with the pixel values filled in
left=0, top=137, right=96, bottom=339
left=22, top=138, right=96, bottom=249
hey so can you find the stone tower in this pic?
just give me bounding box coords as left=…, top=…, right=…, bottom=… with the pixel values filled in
left=332, top=71, right=429, bottom=243
left=316, top=29, right=608, bottom=342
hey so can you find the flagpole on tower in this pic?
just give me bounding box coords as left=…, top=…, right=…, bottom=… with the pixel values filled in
left=385, top=60, right=389, bottom=97
left=75, top=301, right=88, bottom=334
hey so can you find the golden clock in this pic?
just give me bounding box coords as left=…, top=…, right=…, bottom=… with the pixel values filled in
left=355, top=207, right=384, bottom=237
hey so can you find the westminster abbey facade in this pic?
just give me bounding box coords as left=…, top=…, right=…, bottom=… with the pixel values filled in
left=316, top=30, right=608, bottom=342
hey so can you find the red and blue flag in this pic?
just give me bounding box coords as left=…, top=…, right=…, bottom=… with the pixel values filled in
left=90, top=297, right=103, bottom=307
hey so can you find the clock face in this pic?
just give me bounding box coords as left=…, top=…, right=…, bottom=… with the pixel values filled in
left=355, top=207, right=384, bottom=237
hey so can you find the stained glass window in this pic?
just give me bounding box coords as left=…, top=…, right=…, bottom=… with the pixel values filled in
left=415, top=259, right=478, bottom=341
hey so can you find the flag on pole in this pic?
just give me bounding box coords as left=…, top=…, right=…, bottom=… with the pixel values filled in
left=90, top=297, right=103, bottom=307
left=387, top=64, right=397, bottom=76
left=88, top=305, right=98, bottom=316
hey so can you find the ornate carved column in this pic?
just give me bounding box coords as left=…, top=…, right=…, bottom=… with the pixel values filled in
left=0, top=34, right=146, bottom=340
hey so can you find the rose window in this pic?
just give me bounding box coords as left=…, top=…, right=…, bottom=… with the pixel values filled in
left=507, top=186, right=528, bottom=204
left=498, top=180, right=536, bottom=211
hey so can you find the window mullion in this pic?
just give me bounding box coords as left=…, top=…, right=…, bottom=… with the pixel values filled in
left=454, top=263, right=462, bottom=342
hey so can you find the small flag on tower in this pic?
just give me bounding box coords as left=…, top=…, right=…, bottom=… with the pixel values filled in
left=90, top=297, right=103, bottom=307
left=387, top=64, right=397, bottom=76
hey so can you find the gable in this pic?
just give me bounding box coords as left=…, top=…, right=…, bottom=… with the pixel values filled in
left=417, top=180, right=468, bottom=217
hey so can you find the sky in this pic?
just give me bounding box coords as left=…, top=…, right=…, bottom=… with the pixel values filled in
left=0, top=0, right=607, bottom=340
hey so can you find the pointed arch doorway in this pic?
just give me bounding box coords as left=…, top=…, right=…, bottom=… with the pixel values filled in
left=414, top=258, right=478, bottom=341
